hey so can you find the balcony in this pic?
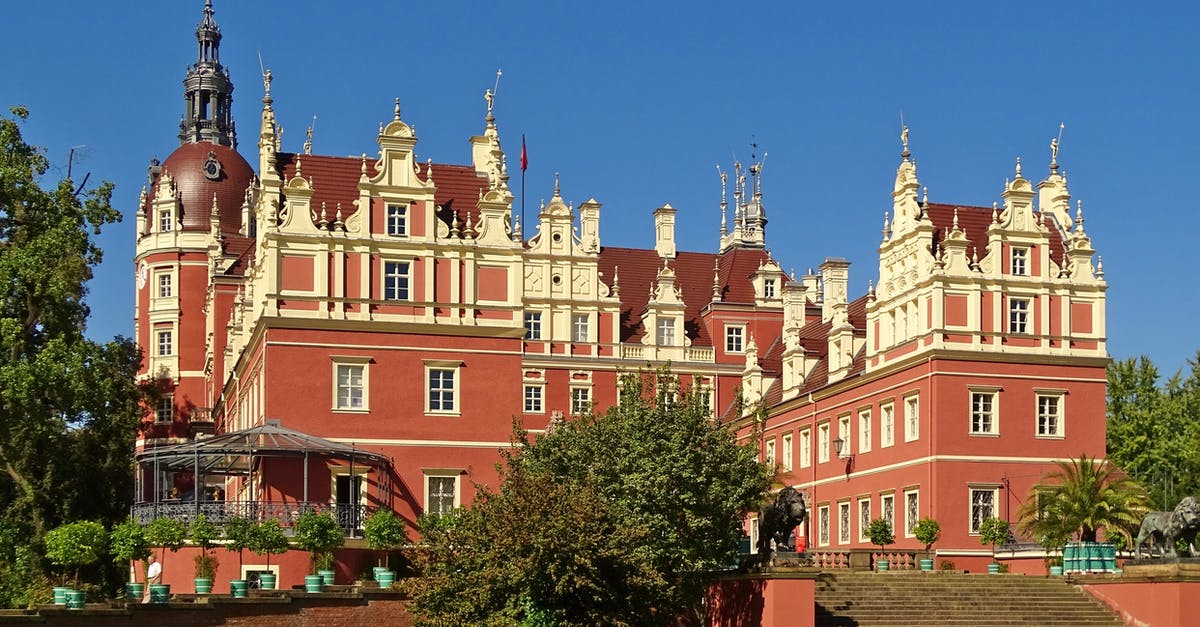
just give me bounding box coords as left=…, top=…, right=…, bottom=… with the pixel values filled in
left=131, top=500, right=377, bottom=538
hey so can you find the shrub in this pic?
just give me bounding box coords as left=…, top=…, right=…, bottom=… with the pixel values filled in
left=865, top=517, right=895, bottom=552
left=363, top=509, right=407, bottom=569
left=249, top=520, right=290, bottom=569
left=45, top=521, right=108, bottom=588
left=294, top=511, right=345, bottom=572
left=978, top=517, right=1010, bottom=561
left=913, top=517, right=941, bottom=552
left=938, top=559, right=956, bottom=571
left=109, top=519, right=151, bottom=582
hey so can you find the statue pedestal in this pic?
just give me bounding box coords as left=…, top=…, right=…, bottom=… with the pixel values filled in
left=1121, top=558, right=1200, bottom=580
left=708, top=567, right=817, bottom=627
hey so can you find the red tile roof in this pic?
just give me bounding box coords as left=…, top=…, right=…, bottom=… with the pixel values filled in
left=222, top=235, right=255, bottom=277
left=924, top=202, right=1068, bottom=269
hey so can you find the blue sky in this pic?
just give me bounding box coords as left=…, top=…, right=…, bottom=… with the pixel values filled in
left=3, top=1, right=1197, bottom=377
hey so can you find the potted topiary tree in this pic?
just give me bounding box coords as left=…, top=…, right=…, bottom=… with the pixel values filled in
left=109, top=518, right=151, bottom=600
left=865, top=517, right=895, bottom=571
left=913, top=517, right=941, bottom=571
left=363, top=509, right=407, bottom=587
left=294, top=511, right=345, bottom=589
left=189, top=514, right=220, bottom=594
left=248, top=520, right=289, bottom=590
left=45, top=520, right=107, bottom=607
left=223, top=517, right=255, bottom=595
left=144, top=517, right=187, bottom=602
left=978, top=517, right=1010, bottom=574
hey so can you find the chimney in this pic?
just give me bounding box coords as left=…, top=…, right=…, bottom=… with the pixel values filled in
left=654, top=203, right=677, bottom=259
left=820, top=258, right=850, bottom=323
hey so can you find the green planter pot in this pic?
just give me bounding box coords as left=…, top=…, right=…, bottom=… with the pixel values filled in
left=65, top=590, right=86, bottom=610
left=53, top=587, right=70, bottom=605
left=305, top=574, right=324, bottom=593
left=318, top=569, right=336, bottom=586
left=919, top=558, right=934, bottom=571
left=229, top=579, right=248, bottom=598
left=376, top=570, right=395, bottom=588
left=149, top=583, right=171, bottom=603
left=126, top=582, right=145, bottom=600
left=1050, top=566, right=1064, bottom=576
left=194, top=577, right=213, bottom=594
left=987, top=563, right=1001, bottom=574
left=876, top=559, right=890, bottom=572
left=373, top=566, right=388, bottom=579
left=259, top=572, right=277, bottom=590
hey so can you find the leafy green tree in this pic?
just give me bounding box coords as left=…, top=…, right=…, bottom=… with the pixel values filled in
left=978, top=517, right=1010, bottom=562
left=865, top=518, right=895, bottom=553
left=189, top=514, right=220, bottom=580
left=913, top=517, right=941, bottom=552
left=363, top=509, right=406, bottom=569
left=44, top=520, right=107, bottom=588
left=0, top=105, right=145, bottom=606
left=145, top=517, right=187, bottom=568
left=248, top=520, right=289, bottom=570
left=294, top=511, right=345, bottom=572
left=411, top=369, right=771, bottom=625
left=1017, top=455, right=1147, bottom=547
left=109, top=519, right=151, bottom=583
left=223, top=517, right=255, bottom=574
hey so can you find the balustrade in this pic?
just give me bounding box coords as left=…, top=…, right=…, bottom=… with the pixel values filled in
left=131, top=500, right=375, bottom=538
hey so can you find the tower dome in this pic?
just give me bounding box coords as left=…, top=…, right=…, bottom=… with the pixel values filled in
left=154, top=142, right=254, bottom=234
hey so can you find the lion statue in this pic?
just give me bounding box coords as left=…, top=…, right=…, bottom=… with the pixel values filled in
left=1135, top=496, right=1200, bottom=558
left=756, top=486, right=807, bottom=554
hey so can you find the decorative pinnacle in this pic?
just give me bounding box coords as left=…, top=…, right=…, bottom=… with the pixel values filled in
left=1051, top=121, right=1064, bottom=172
left=900, top=125, right=910, bottom=159
left=262, top=68, right=273, bottom=105
left=922, top=186, right=928, bottom=205
left=553, top=172, right=560, bottom=196
left=1015, top=156, right=1023, bottom=178
left=393, top=98, right=401, bottom=121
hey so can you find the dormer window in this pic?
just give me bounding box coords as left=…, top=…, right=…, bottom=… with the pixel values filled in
left=763, top=279, right=777, bottom=299
left=1011, top=247, right=1028, bottom=276
left=726, top=326, right=744, bottom=353
left=656, top=318, right=676, bottom=346
left=159, top=208, right=173, bottom=232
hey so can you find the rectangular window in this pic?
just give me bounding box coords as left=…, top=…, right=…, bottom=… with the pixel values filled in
left=839, top=501, right=851, bottom=544
left=524, top=385, right=543, bottom=413
left=657, top=318, right=676, bottom=346
left=156, top=394, right=173, bottom=423
left=971, top=391, right=998, bottom=435
left=765, top=438, right=776, bottom=466
left=157, top=272, right=173, bottom=298
left=157, top=330, right=173, bottom=356
left=1011, top=247, right=1028, bottom=276
left=763, top=279, right=776, bottom=299
left=858, top=498, right=871, bottom=542
left=881, top=493, right=895, bottom=529
left=335, top=364, right=365, bottom=410
left=570, top=387, right=591, bottom=415
left=905, top=490, right=919, bottom=537
left=970, top=488, right=997, bottom=533
left=818, top=504, right=830, bottom=547
left=383, top=261, right=410, bottom=301
left=1009, top=297, right=1030, bottom=334
left=838, top=415, right=851, bottom=455
left=904, top=395, right=919, bottom=442
left=781, top=433, right=793, bottom=471
left=726, top=326, right=744, bottom=353
left=524, top=311, right=542, bottom=340
left=426, top=475, right=458, bottom=515
left=881, top=402, right=895, bottom=448
left=1037, top=394, right=1063, bottom=437
left=799, top=428, right=811, bottom=468
left=858, top=409, right=872, bottom=454
left=159, top=209, right=173, bottom=232
left=428, top=368, right=456, bottom=413
left=818, top=423, right=830, bottom=463
left=386, top=204, right=408, bottom=236
left=572, top=314, right=590, bottom=343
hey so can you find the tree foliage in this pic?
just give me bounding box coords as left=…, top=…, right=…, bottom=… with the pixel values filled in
left=44, top=520, right=107, bottom=587
left=363, top=509, right=407, bottom=568
left=1016, top=455, right=1147, bottom=546
left=913, top=517, right=941, bottom=552
left=294, top=511, right=344, bottom=571
left=249, top=520, right=290, bottom=569
left=409, top=370, right=771, bottom=625
left=865, top=518, right=894, bottom=552
left=109, top=518, right=151, bottom=581
left=145, top=517, right=187, bottom=565
left=0, top=105, right=145, bottom=606
left=223, top=517, right=255, bottom=573
left=190, top=514, right=220, bottom=579
left=978, top=517, right=1010, bottom=558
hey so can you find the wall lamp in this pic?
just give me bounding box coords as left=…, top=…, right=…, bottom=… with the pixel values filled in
left=832, top=437, right=854, bottom=475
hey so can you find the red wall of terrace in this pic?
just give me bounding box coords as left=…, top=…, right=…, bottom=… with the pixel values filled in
left=707, top=576, right=815, bottom=627
left=1083, top=581, right=1200, bottom=627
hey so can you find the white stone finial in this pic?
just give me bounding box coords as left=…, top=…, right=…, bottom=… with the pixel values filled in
left=1096, top=256, right=1104, bottom=278
left=1015, top=156, right=1023, bottom=178
left=393, top=98, right=401, bottom=121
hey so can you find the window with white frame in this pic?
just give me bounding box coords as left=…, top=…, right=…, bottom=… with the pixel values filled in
left=657, top=318, right=676, bottom=346
left=570, top=387, right=591, bottom=415
left=159, top=208, right=173, bottom=232
left=818, top=504, right=830, bottom=546
left=386, top=204, right=408, bottom=236
left=969, top=487, right=998, bottom=534
left=839, top=501, right=851, bottom=544
left=818, top=423, right=830, bottom=463
left=781, top=433, right=793, bottom=471
left=524, top=384, right=543, bottom=413
left=799, top=428, right=811, bottom=468
left=333, top=361, right=368, bottom=411
left=858, top=409, right=872, bottom=454
left=1037, top=393, right=1064, bottom=437
left=881, top=402, right=895, bottom=447
left=1009, top=297, right=1030, bottom=334
left=156, top=394, right=173, bottom=423
left=1011, top=247, right=1028, bottom=276
left=428, top=367, right=457, bottom=413
left=156, top=271, right=173, bottom=299
left=524, top=311, right=542, bottom=340
left=881, top=493, right=895, bottom=530
left=726, top=325, right=744, bottom=353
left=970, top=390, right=998, bottom=435
left=858, top=498, right=871, bottom=542
left=904, top=394, right=919, bottom=442
left=571, top=313, right=590, bottom=343
left=905, top=489, right=919, bottom=537
left=838, top=415, right=851, bottom=454
left=763, top=279, right=777, bottom=299
left=749, top=517, right=760, bottom=554
left=383, top=261, right=410, bottom=300
left=425, top=474, right=459, bottom=515
left=156, top=329, right=173, bottom=356
left=765, top=438, right=776, bottom=466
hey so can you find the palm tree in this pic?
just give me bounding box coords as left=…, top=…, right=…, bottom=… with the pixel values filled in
left=1018, top=455, right=1148, bottom=545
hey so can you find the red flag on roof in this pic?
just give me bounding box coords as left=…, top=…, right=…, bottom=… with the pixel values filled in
left=520, top=134, right=528, bottom=172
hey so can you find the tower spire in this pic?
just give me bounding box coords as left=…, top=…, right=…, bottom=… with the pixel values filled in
left=179, top=0, right=236, bottom=147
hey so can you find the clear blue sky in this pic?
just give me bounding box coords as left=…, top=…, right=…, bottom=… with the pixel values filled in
left=3, top=1, right=1197, bottom=377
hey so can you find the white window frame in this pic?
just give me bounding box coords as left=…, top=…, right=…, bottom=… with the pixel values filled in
left=383, top=260, right=411, bottom=301
left=799, top=428, right=811, bottom=468
left=156, top=393, right=173, bottom=423
left=156, top=329, right=173, bottom=357
left=725, top=325, right=745, bottom=353
left=159, top=208, right=173, bottom=232
left=838, top=415, right=851, bottom=455
left=749, top=516, right=760, bottom=555
left=858, top=497, right=871, bottom=543
left=524, top=311, right=542, bottom=340
left=763, top=279, right=776, bottom=299
left=155, top=270, right=174, bottom=299
left=331, top=356, right=371, bottom=412
left=570, top=386, right=591, bottom=415
left=1009, top=297, right=1030, bottom=334
left=571, top=313, right=590, bottom=343
left=881, top=402, right=895, bottom=448
left=818, top=504, right=831, bottom=547
left=1011, top=246, right=1028, bottom=276
left=904, top=394, right=920, bottom=442
left=970, top=389, right=1000, bottom=435
left=424, top=471, right=460, bottom=516
left=838, top=500, right=851, bottom=544
left=781, top=432, right=793, bottom=472
left=1036, top=392, right=1065, bottom=438
left=818, top=422, right=830, bottom=463
left=386, top=203, right=408, bottom=236
left=858, top=409, right=872, bottom=454
left=426, top=363, right=460, bottom=415
left=904, top=489, right=920, bottom=538
left=969, top=486, right=1000, bottom=534
left=881, top=493, right=895, bottom=529
left=656, top=318, right=676, bottom=346
left=764, top=438, right=776, bottom=466
left=524, top=384, right=544, bottom=414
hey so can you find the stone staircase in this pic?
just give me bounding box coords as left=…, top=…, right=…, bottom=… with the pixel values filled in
left=814, top=571, right=1124, bottom=626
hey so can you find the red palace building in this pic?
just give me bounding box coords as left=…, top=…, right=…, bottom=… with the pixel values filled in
left=134, top=2, right=1108, bottom=587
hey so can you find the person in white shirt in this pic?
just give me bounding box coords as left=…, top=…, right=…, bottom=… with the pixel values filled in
left=143, top=555, right=162, bottom=603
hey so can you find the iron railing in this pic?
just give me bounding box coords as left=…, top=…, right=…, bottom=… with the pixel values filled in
left=131, top=500, right=377, bottom=538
